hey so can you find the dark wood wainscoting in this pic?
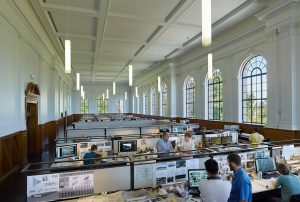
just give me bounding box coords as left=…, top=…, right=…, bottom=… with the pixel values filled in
left=0, top=131, right=27, bottom=182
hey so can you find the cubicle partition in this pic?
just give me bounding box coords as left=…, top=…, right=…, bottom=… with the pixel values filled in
left=23, top=143, right=282, bottom=202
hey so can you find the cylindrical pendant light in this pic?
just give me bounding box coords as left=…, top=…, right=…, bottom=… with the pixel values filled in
left=82, top=91, right=85, bottom=100
left=135, top=87, right=138, bottom=98
left=125, top=92, right=127, bottom=100
left=129, top=65, right=133, bottom=86
left=113, top=82, right=116, bottom=95
left=80, top=85, right=83, bottom=97
left=65, top=40, right=71, bottom=73
left=102, top=93, right=105, bottom=101
left=208, top=53, right=213, bottom=80
left=106, top=89, right=109, bottom=99
left=76, top=73, right=80, bottom=91
left=158, top=76, right=161, bottom=92
left=202, top=0, right=212, bottom=47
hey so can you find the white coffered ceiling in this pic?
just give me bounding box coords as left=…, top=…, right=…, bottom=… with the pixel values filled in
left=30, top=0, right=254, bottom=84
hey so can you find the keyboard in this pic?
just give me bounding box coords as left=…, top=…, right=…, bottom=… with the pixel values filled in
left=262, top=172, right=280, bottom=179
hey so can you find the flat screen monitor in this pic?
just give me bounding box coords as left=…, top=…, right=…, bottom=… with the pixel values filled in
left=221, top=136, right=232, bottom=144
left=118, top=140, right=137, bottom=153
left=211, top=137, right=221, bottom=145
left=56, top=144, right=77, bottom=159
left=188, top=169, right=207, bottom=188
left=255, top=157, right=276, bottom=173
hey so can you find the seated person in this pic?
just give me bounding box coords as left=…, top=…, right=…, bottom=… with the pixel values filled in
left=83, top=145, right=100, bottom=165
left=178, top=132, right=195, bottom=151
left=198, top=159, right=231, bottom=202
left=156, top=132, right=173, bottom=156
left=249, top=128, right=264, bottom=144
left=271, top=163, right=300, bottom=202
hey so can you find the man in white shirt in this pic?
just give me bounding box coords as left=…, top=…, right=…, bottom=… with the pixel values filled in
left=198, top=159, right=231, bottom=202
left=178, top=132, right=195, bottom=151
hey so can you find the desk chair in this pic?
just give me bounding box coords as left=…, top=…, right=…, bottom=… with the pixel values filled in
left=290, top=194, right=300, bottom=202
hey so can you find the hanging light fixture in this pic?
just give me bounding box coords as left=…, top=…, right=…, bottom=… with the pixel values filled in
left=82, top=91, right=85, bottom=100
left=125, top=92, right=127, bottom=100
left=135, top=87, right=138, bottom=98
left=80, top=85, right=83, bottom=97
left=129, top=65, right=133, bottom=86
left=202, top=0, right=212, bottom=47
left=113, top=82, right=116, bottom=95
left=65, top=40, right=71, bottom=73
left=102, top=93, right=105, bottom=101
left=158, top=76, right=161, bottom=92
left=76, top=73, right=80, bottom=91
left=208, top=53, right=213, bottom=80
left=106, top=89, right=109, bottom=99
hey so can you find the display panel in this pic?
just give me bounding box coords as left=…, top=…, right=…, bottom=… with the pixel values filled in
left=188, top=169, right=207, bottom=188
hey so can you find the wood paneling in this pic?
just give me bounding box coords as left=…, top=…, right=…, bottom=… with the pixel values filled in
left=0, top=131, right=27, bottom=182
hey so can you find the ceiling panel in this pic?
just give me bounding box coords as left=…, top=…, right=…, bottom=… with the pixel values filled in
left=104, top=16, right=158, bottom=42
left=109, top=0, right=180, bottom=20
left=45, top=0, right=98, bottom=10
left=51, top=12, right=97, bottom=36
left=101, top=40, right=140, bottom=57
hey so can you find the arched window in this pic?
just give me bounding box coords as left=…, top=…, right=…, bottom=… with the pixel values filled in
left=151, top=87, right=156, bottom=115
left=241, top=55, right=267, bottom=124
left=136, top=96, right=140, bottom=113
left=116, top=99, right=124, bottom=113
left=160, top=83, right=168, bottom=116
left=132, top=95, right=135, bottom=113
left=97, top=95, right=108, bottom=113
left=143, top=91, right=148, bottom=114
left=184, top=76, right=195, bottom=118
left=208, top=69, right=223, bottom=120
left=81, top=98, right=88, bottom=114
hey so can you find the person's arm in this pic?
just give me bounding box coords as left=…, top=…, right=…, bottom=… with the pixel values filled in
left=275, top=177, right=281, bottom=188
left=169, top=142, right=173, bottom=152
left=156, top=140, right=162, bottom=153
left=239, top=179, right=251, bottom=202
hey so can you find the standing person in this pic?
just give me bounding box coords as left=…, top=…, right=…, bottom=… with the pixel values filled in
left=271, top=163, right=300, bottom=202
left=156, top=131, right=173, bottom=155
left=198, top=159, right=231, bottom=202
left=227, top=153, right=252, bottom=202
left=179, top=132, right=196, bottom=151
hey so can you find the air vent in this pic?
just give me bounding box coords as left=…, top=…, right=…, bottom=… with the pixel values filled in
left=134, top=45, right=145, bottom=56
left=183, top=33, right=201, bottom=47
left=165, top=48, right=180, bottom=59
left=164, top=0, right=187, bottom=22
left=146, top=25, right=163, bottom=43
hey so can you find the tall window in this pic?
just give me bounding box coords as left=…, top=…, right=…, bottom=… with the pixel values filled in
left=81, top=98, right=88, bottom=114
left=136, top=96, right=140, bottom=113
left=116, top=99, right=124, bottom=113
left=160, top=83, right=167, bottom=116
left=184, top=76, right=195, bottom=118
left=151, top=87, right=156, bottom=115
left=132, top=95, right=135, bottom=113
left=143, top=91, right=148, bottom=114
left=97, top=95, right=108, bottom=113
left=241, top=55, right=267, bottom=124
left=208, top=69, right=223, bottom=120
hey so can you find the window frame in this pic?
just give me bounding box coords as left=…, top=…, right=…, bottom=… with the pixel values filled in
left=208, top=70, right=223, bottom=120
left=184, top=76, right=195, bottom=118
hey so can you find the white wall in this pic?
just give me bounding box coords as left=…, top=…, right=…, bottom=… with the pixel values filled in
left=0, top=1, right=73, bottom=137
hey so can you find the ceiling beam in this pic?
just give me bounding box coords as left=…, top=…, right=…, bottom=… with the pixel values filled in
left=55, top=32, right=96, bottom=41
left=39, top=1, right=99, bottom=17
left=108, top=12, right=165, bottom=25
left=91, top=0, right=110, bottom=82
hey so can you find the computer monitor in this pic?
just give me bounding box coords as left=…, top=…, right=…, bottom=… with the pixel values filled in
left=118, top=140, right=137, bottom=153
left=188, top=169, right=207, bottom=188
left=56, top=144, right=77, bottom=159
left=221, top=136, right=232, bottom=145
left=255, top=157, right=276, bottom=173
left=211, top=137, right=221, bottom=145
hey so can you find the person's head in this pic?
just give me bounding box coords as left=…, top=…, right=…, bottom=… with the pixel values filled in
left=184, top=132, right=192, bottom=142
left=204, top=159, right=219, bottom=176
left=162, top=132, right=170, bottom=141
left=276, top=163, right=290, bottom=175
left=227, top=153, right=242, bottom=171
left=91, top=144, right=98, bottom=152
